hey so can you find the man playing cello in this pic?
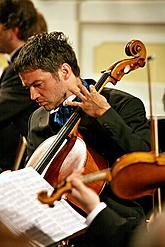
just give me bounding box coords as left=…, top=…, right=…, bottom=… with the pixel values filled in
left=14, top=31, right=151, bottom=247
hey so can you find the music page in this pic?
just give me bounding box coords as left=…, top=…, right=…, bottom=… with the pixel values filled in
left=0, top=167, right=87, bottom=246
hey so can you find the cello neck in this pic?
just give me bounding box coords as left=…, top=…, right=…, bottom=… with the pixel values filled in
left=37, top=168, right=112, bottom=205
left=81, top=168, right=112, bottom=184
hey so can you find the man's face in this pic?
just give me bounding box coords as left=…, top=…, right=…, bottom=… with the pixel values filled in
left=0, top=23, right=13, bottom=54
left=20, top=69, right=69, bottom=111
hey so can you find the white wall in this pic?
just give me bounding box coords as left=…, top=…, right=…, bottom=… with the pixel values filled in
left=32, top=0, right=79, bottom=50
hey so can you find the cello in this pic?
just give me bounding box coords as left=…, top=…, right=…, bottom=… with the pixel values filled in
left=35, top=39, right=147, bottom=207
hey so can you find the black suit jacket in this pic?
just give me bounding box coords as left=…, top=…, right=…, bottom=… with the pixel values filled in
left=71, top=198, right=144, bottom=247
left=26, top=86, right=151, bottom=247
left=27, top=87, right=151, bottom=165
left=0, top=48, right=38, bottom=170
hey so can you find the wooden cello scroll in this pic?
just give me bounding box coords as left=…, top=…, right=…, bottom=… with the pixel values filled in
left=36, top=40, right=147, bottom=207
left=107, top=39, right=146, bottom=86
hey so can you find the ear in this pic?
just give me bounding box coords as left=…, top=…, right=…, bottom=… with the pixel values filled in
left=11, top=27, right=19, bottom=38
left=9, top=27, right=20, bottom=44
left=59, top=63, right=71, bottom=80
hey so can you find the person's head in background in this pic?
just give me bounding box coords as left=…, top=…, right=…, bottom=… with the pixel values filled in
left=0, top=0, right=47, bottom=54
left=35, top=12, right=48, bottom=34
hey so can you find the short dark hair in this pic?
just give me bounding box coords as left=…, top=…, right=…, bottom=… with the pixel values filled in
left=14, top=31, right=80, bottom=77
left=0, top=0, right=38, bottom=41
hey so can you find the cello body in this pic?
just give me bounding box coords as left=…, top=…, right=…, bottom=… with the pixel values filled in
left=26, top=133, right=108, bottom=199
left=26, top=134, right=87, bottom=179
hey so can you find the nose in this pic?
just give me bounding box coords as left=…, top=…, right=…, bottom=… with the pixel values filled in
left=30, top=86, right=40, bottom=101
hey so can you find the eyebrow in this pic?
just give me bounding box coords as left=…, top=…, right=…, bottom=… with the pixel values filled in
left=31, top=80, right=42, bottom=85
left=23, top=79, right=42, bottom=87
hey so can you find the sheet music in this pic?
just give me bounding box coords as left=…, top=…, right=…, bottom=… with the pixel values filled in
left=0, top=168, right=87, bottom=246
